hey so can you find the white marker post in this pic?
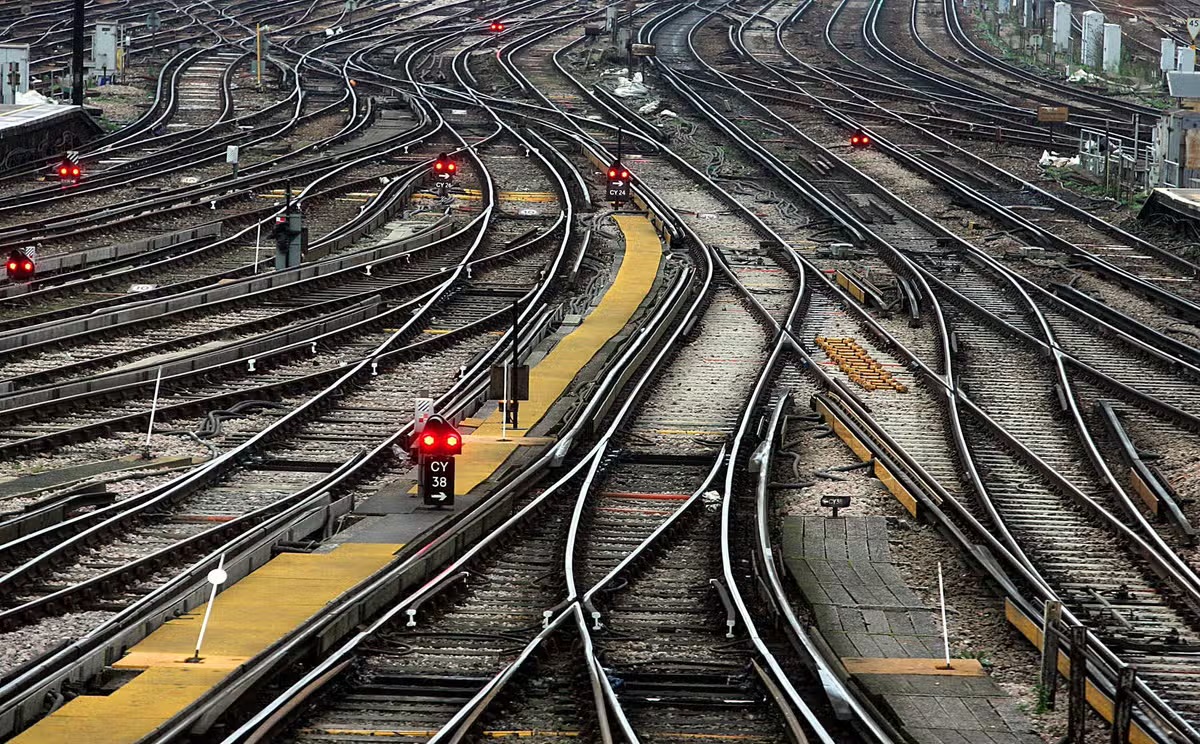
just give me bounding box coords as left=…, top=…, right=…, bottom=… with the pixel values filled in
left=938, top=562, right=953, bottom=669
left=144, top=366, right=163, bottom=457
left=254, top=222, right=262, bottom=273
left=189, top=555, right=228, bottom=662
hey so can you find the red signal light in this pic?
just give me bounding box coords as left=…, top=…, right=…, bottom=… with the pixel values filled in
left=620, top=170, right=629, bottom=179
left=6, top=251, right=34, bottom=280
left=608, top=169, right=617, bottom=178
left=434, top=161, right=444, bottom=172
left=446, top=161, right=456, bottom=173
left=414, top=414, right=463, bottom=457
left=71, top=167, right=80, bottom=176
left=59, top=166, right=68, bottom=176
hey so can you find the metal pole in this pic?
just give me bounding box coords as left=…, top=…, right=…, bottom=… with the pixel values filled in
left=1104, top=120, right=1112, bottom=196
left=144, top=366, right=164, bottom=454
left=71, top=0, right=85, bottom=105
left=1132, top=113, right=1141, bottom=192
left=190, top=554, right=225, bottom=662
left=937, top=562, right=952, bottom=669
left=256, top=24, right=262, bottom=88
left=510, top=300, right=520, bottom=431
left=254, top=222, right=261, bottom=273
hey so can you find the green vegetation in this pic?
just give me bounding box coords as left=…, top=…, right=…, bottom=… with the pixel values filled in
left=1033, top=682, right=1053, bottom=714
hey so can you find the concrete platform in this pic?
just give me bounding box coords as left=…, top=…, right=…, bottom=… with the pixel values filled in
left=0, top=103, right=102, bottom=168
left=452, top=213, right=663, bottom=494
left=783, top=515, right=1042, bottom=744
left=1140, top=187, right=1200, bottom=224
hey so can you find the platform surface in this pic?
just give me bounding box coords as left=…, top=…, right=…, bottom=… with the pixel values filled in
left=0, top=102, right=82, bottom=131
left=783, top=515, right=1042, bottom=744
left=452, top=213, right=662, bottom=494
left=12, top=542, right=401, bottom=744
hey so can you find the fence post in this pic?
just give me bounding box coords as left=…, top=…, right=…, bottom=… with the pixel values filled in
left=1039, top=599, right=1062, bottom=710
left=1111, top=665, right=1137, bottom=744
left=1067, top=625, right=1088, bottom=742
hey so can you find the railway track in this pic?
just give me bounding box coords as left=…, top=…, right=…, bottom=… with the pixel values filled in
left=6, top=0, right=1200, bottom=742
left=623, top=2, right=1200, bottom=738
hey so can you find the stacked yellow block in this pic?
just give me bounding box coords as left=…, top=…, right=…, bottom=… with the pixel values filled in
left=815, top=336, right=907, bottom=393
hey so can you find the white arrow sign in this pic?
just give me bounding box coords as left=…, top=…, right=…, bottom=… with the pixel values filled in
left=610, top=180, right=626, bottom=187
left=1188, top=17, right=1200, bottom=41
left=430, top=491, right=448, bottom=502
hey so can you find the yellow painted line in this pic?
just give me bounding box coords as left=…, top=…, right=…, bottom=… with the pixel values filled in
left=449, top=215, right=662, bottom=495
left=423, top=328, right=451, bottom=335
left=12, top=543, right=403, bottom=744
left=841, top=657, right=985, bottom=677
left=0, top=104, right=37, bottom=117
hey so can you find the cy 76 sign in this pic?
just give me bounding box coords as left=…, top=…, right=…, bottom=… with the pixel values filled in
left=421, top=457, right=455, bottom=506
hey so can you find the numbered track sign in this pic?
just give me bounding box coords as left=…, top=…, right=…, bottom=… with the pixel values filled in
left=820, top=495, right=851, bottom=509
left=422, top=457, right=455, bottom=507
left=1189, top=17, right=1200, bottom=41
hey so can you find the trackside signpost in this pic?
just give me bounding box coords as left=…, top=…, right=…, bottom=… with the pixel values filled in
left=413, top=414, right=462, bottom=507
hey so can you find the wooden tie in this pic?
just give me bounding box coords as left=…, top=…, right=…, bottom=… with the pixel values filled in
left=815, top=336, right=907, bottom=393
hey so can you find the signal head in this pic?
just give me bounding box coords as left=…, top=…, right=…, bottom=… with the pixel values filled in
left=416, top=414, right=463, bottom=456
left=6, top=251, right=33, bottom=280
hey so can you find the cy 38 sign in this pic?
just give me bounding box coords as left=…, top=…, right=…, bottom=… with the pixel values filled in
left=421, top=457, right=455, bottom=506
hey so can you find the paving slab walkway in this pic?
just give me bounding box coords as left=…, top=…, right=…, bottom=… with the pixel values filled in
left=783, top=514, right=1043, bottom=744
